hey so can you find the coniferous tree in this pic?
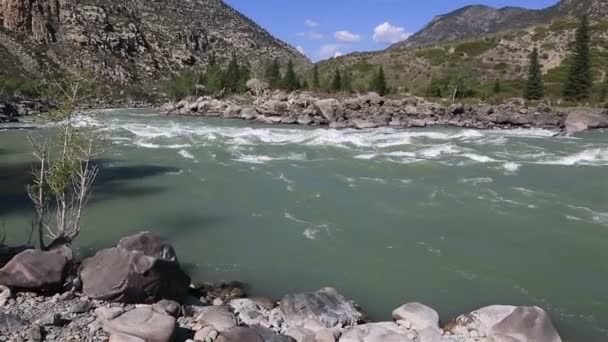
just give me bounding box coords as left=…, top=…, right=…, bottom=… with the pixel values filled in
left=225, top=53, right=241, bottom=93
left=312, top=64, right=320, bottom=90
left=525, top=47, right=544, bottom=100
left=282, top=60, right=299, bottom=91
left=264, top=59, right=282, bottom=89
left=370, top=66, right=387, bottom=95
left=563, top=16, right=592, bottom=101
left=342, top=71, right=353, bottom=93
left=493, top=79, right=501, bottom=94
left=331, top=70, right=342, bottom=93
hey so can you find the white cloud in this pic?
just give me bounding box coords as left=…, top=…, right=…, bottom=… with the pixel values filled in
left=305, top=19, right=319, bottom=28
left=334, top=30, right=362, bottom=43
left=296, top=31, right=324, bottom=40
left=318, top=44, right=344, bottom=60
left=373, top=22, right=411, bottom=44
left=296, top=45, right=305, bottom=54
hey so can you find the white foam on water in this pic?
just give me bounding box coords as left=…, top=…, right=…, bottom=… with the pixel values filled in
left=419, top=144, right=460, bottom=158
left=360, top=177, right=387, bottom=184
left=502, top=162, right=521, bottom=173
left=461, top=153, right=497, bottom=163
left=178, top=149, right=196, bottom=161
left=459, top=177, right=494, bottom=185
left=567, top=205, right=608, bottom=226
left=540, top=148, right=608, bottom=166
left=284, top=212, right=329, bottom=240
left=234, top=153, right=306, bottom=164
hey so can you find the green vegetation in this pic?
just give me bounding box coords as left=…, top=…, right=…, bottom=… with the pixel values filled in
left=525, top=47, right=545, bottom=100
left=330, top=70, right=342, bottom=93
left=549, top=20, right=579, bottom=32
left=563, top=16, right=592, bottom=101
left=351, top=61, right=375, bottom=74
left=416, top=48, right=449, bottom=66
left=281, top=60, right=299, bottom=91
left=532, top=27, right=549, bottom=42
left=454, top=39, right=497, bottom=57
left=493, top=79, right=501, bottom=94
left=369, top=66, right=388, bottom=96
left=312, top=64, right=320, bottom=90
left=264, top=59, right=282, bottom=90
left=426, top=69, right=477, bottom=100
left=0, top=76, right=44, bottom=98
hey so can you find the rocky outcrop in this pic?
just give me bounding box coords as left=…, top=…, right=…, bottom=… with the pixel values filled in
left=564, top=109, right=608, bottom=135
left=0, top=98, right=53, bottom=122
left=162, top=92, right=577, bottom=132
left=0, top=0, right=310, bottom=84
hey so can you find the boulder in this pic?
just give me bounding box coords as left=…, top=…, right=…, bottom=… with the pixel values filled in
left=0, top=285, right=11, bottom=306
left=0, top=249, right=68, bottom=290
left=195, top=306, right=237, bottom=332
left=352, top=119, right=378, bottom=129
left=564, top=110, right=608, bottom=135
left=217, top=326, right=295, bottom=342
left=241, top=107, right=258, bottom=120
left=343, top=98, right=362, bottom=111
left=490, top=306, right=562, bottom=342
left=224, top=105, right=243, bottom=118
left=392, top=303, right=439, bottom=331
left=287, top=327, right=316, bottom=342
left=109, top=333, right=146, bottom=342
left=176, top=100, right=189, bottom=109
left=360, top=92, right=384, bottom=106
left=104, top=307, right=176, bottom=342
left=117, top=231, right=177, bottom=261
left=339, top=322, right=412, bottom=342
left=247, top=79, right=269, bottom=97
left=314, top=99, right=343, bottom=122
left=280, top=287, right=362, bottom=331
left=80, top=247, right=190, bottom=303
left=159, top=103, right=175, bottom=114
left=297, top=114, right=314, bottom=125
left=258, top=100, right=289, bottom=116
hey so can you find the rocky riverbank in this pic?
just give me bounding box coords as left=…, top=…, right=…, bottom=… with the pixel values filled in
left=160, top=91, right=608, bottom=135
left=0, top=231, right=563, bottom=342
left=0, top=98, right=53, bottom=123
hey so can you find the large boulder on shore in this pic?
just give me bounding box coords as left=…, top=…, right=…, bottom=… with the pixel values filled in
left=104, top=307, right=176, bottom=342
left=392, top=303, right=439, bottom=331
left=0, top=249, right=68, bottom=290
left=449, top=305, right=561, bottom=342
left=217, top=326, right=295, bottom=342
left=280, top=287, right=362, bottom=331
left=564, top=110, right=608, bottom=135
left=339, top=322, right=412, bottom=342
left=314, top=99, right=343, bottom=122
left=80, top=246, right=190, bottom=303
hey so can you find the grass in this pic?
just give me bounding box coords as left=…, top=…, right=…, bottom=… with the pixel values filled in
left=416, top=48, right=449, bottom=66
left=532, top=27, right=549, bottom=42
left=549, top=20, right=578, bottom=32
left=454, top=39, right=498, bottom=58
left=0, top=76, right=43, bottom=98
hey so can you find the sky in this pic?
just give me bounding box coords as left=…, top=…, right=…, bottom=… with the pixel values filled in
left=225, top=0, right=559, bottom=61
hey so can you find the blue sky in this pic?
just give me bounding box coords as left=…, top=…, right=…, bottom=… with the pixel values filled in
left=225, top=0, right=559, bottom=61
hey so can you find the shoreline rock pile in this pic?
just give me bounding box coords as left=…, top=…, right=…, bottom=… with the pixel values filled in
left=160, top=91, right=608, bottom=134
left=0, top=232, right=563, bottom=342
left=0, top=98, right=52, bottom=123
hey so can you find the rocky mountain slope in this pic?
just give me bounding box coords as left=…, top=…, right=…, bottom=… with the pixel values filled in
left=391, top=0, right=608, bottom=49
left=0, top=0, right=310, bottom=85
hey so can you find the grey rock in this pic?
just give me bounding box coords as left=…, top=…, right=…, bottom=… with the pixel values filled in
left=0, top=249, right=68, bottom=290
left=26, top=324, right=43, bottom=342
left=565, top=110, right=608, bottom=135
left=0, top=312, right=26, bottom=335
left=154, top=299, right=181, bottom=318
left=217, top=326, right=295, bottom=342
left=117, top=231, right=178, bottom=262
left=490, top=306, right=562, bottom=342
left=241, top=107, right=258, bottom=120
left=195, top=306, right=237, bottom=332
left=279, top=287, right=362, bottom=331
left=224, top=105, right=243, bottom=118
left=352, top=119, right=378, bottom=129
left=392, top=303, right=439, bottom=331
left=339, top=322, right=412, bottom=342
left=104, top=307, right=176, bottom=342
left=109, top=333, right=147, bottom=342
left=70, top=300, right=94, bottom=314
left=314, top=99, right=343, bottom=122
left=0, top=284, right=11, bottom=306
left=37, top=313, right=62, bottom=326
left=96, top=307, right=127, bottom=321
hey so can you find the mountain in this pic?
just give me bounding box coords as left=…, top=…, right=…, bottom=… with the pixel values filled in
left=0, top=0, right=310, bottom=85
left=391, top=0, right=607, bottom=49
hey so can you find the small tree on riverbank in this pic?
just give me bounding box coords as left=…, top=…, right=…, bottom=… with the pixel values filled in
left=312, top=64, right=321, bottom=91
left=524, top=47, right=545, bottom=100
left=27, top=72, right=101, bottom=250
left=563, top=16, right=592, bottom=101
left=282, top=60, right=300, bottom=91
left=369, top=66, right=387, bottom=96
left=330, top=70, right=342, bottom=93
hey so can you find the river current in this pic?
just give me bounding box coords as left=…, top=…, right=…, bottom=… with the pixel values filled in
left=1, top=109, right=607, bottom=341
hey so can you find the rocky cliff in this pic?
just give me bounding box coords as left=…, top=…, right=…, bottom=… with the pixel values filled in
left=390, top=0, right=608, bottom=49
left=0, top=0, right=310, bottom=85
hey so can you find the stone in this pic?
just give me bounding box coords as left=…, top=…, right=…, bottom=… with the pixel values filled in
left=176, top=100, right=189, bottom=109
left=490, top=306, right=562, bottom=342
left=224, top=105, right=243, bottom=118
left=297, top=114, right=314, bottom=125
left=70, top=300, right=93, bottom=314
left=195, top=306, right=237, bottom=332
left=0, top=284, right=11, bottom=306
left=241, top=107, right=258, bottom=120
left=0, top=312, right=26, bottom=335
left=314, top=99, right=343, bottom=122
left=37, top=313, right=62, bottom=326
left=392, top=303, right=439, bottom=331
left=154, top=299, right=181, bottom=317
left=339, top=322, right=412, bottom=342
left=287, top=327, right=316, bottom=342
left=352, top=119, right=378, bottom=129
left=217, top=326, right=295, bottom=342
left=26, top=324, right=43, bottom=342
left=564, top=110, right=608, bottom=135
left=0, top=249, right=68, bottom=290
left=343, top=98, right=362, bottom=111
left=409, top=119, right=427, bottom=127
left=96, top=307, right=127, bottom=320
left=360, top=92, right=384, bottom=106
left=109, top=333, right=147, bottom=342
left=279, top=287, right=362, bottom=331
left=80, top=247, right=190, bottom=303
left=117, top=231, right=178, bottom=261
left=258, top=100, right=289, bottom=116
left=105, top=307, right=177, bottom=342
left=246, top=79, right=269, bottom=97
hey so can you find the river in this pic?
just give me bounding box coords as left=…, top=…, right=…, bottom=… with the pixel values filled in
left=1, top=109, right=607, bottom=341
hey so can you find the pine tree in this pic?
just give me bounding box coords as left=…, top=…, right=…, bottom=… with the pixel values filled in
left=493, top=79, right=501, bottom=94
left=312, top=64, right=320, bottom=90
left=341, top=71, right=353, bottom=93
left=282, top=59, right=299, bottom=91
left=563, top=16, right=592, bottom=101
left=524, top=47, right=544, bottom=100
left=331, top=70, right=342, bottom=93
left=370, top=66, right=387, bottom=95
left=264, top=59, right=282, bottom=89
left=225, top=53, right=241, bottom=93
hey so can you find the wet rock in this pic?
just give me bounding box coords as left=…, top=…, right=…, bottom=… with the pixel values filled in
left=80, top=246, right=190, bottom=303
left=0, top=249, right=68, bottom=290
left=279, top=287, right=362, bottom=331
left=490, top=306, right=562, bottom=342
left=352, top=119, right=378, bottom=129
left=104, top=307, right=176, bottom=342
left=117, top=231, right=178, bottom=261
left=392, top=303, right=439, bottom=331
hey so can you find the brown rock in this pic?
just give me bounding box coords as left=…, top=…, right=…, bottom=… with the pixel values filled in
left=0, top=249, right=67, bottom=290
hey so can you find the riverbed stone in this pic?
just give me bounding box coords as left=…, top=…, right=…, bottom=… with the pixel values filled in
left=104, top=307, right=176, bottom=342
left=392, top=303, right=439, bottom=331
left=339, top=322, right=412, bottom=342
left=0, top=249, right=68, bottom=290
left=490, top=306, right=562, bottom=342
left=217, top=326, right=295, bottom=342
left=0, top=312, right=26, bottom=335
left=279, top=287, right=362, bottom=331
left=117, top=231, right=178, bottom=261
left=195, top=306, right=237, bottom=332
left=565, top=110, right=608, bottom=135
left=109, top=333, right=146, bottom=342
left=314, top=99, right=343, bottom=122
